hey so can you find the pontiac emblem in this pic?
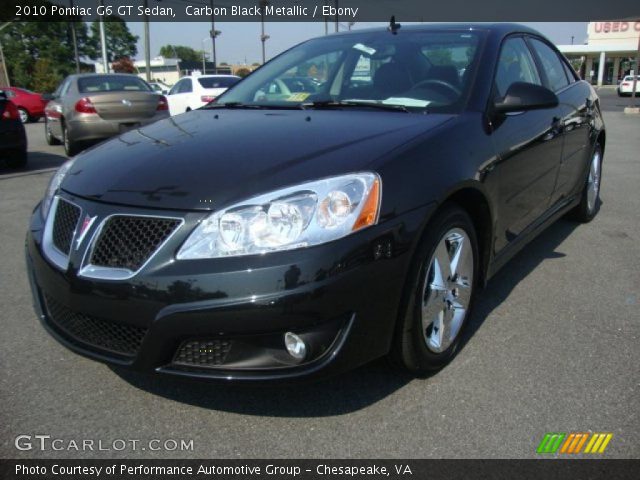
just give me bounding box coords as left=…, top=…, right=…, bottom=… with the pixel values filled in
left=75, top=215, right=96, bottom=250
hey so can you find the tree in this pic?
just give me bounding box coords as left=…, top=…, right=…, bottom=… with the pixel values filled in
left=235, top=67, right=251, bottom=77
left=32, top=59, right=63, bottom=93
left=1, top=20, right=91, bottom=90
left=89, top=16, right=138, bottom=62
left=112, top=57, right=135, bottom=74
left=159, top=45, right=201, bottom=63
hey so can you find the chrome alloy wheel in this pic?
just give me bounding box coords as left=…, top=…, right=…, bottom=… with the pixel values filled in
left=586, top=149, right=601, bottom=214
left=421, top=228, right=474, bottom=353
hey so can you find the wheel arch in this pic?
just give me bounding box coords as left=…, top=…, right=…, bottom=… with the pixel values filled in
left=440, top=184, right=494, bottom=287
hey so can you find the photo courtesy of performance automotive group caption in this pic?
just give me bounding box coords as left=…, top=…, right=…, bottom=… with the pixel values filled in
left=0, top=0, right=638, bottom=478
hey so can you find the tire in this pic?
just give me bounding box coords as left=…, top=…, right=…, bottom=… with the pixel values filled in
left=18, top=108, right=30, bottom=124
left=62, top=123, right=79, bottom=157
left=571, top=143, right=602, bottom=223
left=44, top=119, right=60, bottom=145
left=390, top=205, right=479, bottom=373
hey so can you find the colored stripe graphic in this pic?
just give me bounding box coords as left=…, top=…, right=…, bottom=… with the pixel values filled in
left=537, top=433, right=565, bottom=454
left=585, top=433, right=613, bottom=454
left=539, top=433, right=613, bottom=454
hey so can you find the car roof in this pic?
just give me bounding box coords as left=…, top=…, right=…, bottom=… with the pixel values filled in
left=325, top=22, right=542, bottom=38
left=186, top=74, right=240, bottom=79
left=69, top=73, right=144, bottom=80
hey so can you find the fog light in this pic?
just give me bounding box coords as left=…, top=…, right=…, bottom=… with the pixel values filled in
left=284, top=332, right=306, bottom=360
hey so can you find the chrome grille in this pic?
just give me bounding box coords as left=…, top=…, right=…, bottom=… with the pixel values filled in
left=52, top=199, right=81, bottom=255
left=89, top=216, right=181, bottom=272
left=44, top=294, right=147, bottom=357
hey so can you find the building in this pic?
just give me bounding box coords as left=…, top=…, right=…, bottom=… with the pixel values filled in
left=558, top=21, right=640, bottom=86
left=95, top=56, right=237, bottom=86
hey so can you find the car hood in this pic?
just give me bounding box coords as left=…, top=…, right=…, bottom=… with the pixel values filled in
left=62, top=109, right=453, bottom=211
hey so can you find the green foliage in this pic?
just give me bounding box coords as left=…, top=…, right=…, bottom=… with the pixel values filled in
left=31, top=58, right=63, bottom=93
left=1, top=21, right=90, bottom=90
left=158, top=45, right=201, bottom=63
left=89, top=16, right=138, bottom=62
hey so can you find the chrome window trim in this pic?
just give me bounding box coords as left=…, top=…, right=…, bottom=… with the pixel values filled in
left=78, top=213, right=184, bottom=281
left=42, top=196, right=82, bottom=271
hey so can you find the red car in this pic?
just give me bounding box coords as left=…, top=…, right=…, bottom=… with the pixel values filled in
left=0, top=87, right=47, bottom=123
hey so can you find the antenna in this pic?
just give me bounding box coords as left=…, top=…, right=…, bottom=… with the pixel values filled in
left=388, top=16, right=401, bottom=34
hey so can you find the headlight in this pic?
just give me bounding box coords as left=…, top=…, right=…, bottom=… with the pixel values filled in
left=177, top=172, right=381, bottom=259
left=41, top=160, right=74, bottom=220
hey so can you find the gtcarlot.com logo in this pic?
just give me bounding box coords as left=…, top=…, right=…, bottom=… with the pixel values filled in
left=14, top=435, right=194, bottom=452
left=536, top=432, right=613, bottom=454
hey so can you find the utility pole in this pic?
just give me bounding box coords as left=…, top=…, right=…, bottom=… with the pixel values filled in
left=324, top=1, right=328, bottom=35
left=143, top=0, right=151, bottom=81
left=0, top=22, right=13, bottom=86
left=631, top=33, right=640, bottom=107
left=571, top=36, right=574, bottom=45
left=98, top=0, right=109, bottom=73
left=210, top=0, right=219, bottom=72
left=260, top=0, right=269, bottom=64
left=69, top=0, right=80, bottom=73
left=0, top=40, right=9, bottom=87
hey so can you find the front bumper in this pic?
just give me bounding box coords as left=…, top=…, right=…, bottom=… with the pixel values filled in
left=26, top=193, right=433, bottom=382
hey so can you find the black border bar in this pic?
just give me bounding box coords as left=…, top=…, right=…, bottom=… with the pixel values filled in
left=1, top=459, right=639, bottom=480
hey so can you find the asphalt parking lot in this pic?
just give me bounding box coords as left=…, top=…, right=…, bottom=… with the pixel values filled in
left=1, top=89, right=638, bottom=459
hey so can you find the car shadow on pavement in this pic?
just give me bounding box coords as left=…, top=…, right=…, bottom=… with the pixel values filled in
left=458, top=217, right=581, bottom=354
left=112, top=216, right=583, bottom=417
left=0, top=151, right=67, bottom=177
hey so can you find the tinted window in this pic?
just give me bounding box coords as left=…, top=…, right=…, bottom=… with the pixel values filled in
left=198, top=77, right=239, bottom=89
left=528, top=38, right=569, bottom=92
left=219, top=30, right=483, bottom=113
left=178, top=79, right=193, bottom=94
left=77, top=75, right=152, bottom=93
left=494, top=37, right=541, bottom=98
left=562, top=61, right=576, bottom=83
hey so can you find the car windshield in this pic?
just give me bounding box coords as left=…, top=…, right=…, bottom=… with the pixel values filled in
left=198, top=77, right=240, bottom=89
left=217, top=30, right=483, bottom=113
left=77, top=76, right=152, bottom=93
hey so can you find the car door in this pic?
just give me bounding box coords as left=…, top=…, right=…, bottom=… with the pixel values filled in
left=527, top=37, right=592, bottom=204
left=45, top=78, right=71, bottom=138
left=167, top=79, right=192, bottom=115
left=489, top=36, right=565, bottom=252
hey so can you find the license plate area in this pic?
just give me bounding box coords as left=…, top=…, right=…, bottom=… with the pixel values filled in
left=119, top=122, right=141, bottom=133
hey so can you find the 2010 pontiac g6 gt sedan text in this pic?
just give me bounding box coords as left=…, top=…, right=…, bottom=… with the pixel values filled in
left=26, top=24, right=605, bottom=381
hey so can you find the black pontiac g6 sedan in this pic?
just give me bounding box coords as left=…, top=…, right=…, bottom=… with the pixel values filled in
left=26, top=24, right=605, bottom=381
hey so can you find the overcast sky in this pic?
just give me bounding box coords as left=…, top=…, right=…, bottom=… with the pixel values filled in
left=127, top=22, right=589, bottom=65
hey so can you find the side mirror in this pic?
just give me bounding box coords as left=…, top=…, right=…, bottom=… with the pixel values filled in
left=494, top=82, right=558, bottom=113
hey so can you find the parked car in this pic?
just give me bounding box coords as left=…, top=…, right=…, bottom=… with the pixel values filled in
left=0, top=92, right=27, bottom=168
left=149, top=81, right=170, bottom=95
left=166, top=74, right=241, bottom=115
left=43, top=74, right=170, bottom=156
left=0, top=86, right=48, bottom=123
left=26, top=24, right=605, bottom=382
left=617, top=75, right=640, bottom=96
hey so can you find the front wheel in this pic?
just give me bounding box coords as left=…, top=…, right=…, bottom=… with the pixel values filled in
left=44, top=119, right=60, bottom=145
left=391, top=205, right=478, bottom=373
left=571, top=143, right=602, bottom=223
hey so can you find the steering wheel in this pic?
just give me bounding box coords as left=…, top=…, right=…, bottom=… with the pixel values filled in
left=412, top=79, right=461, bottom=100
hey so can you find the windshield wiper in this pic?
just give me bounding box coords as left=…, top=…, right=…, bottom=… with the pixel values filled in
left=302, top=100, right=409, bottom=113
left=202, top=102, right=306, bottom=110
